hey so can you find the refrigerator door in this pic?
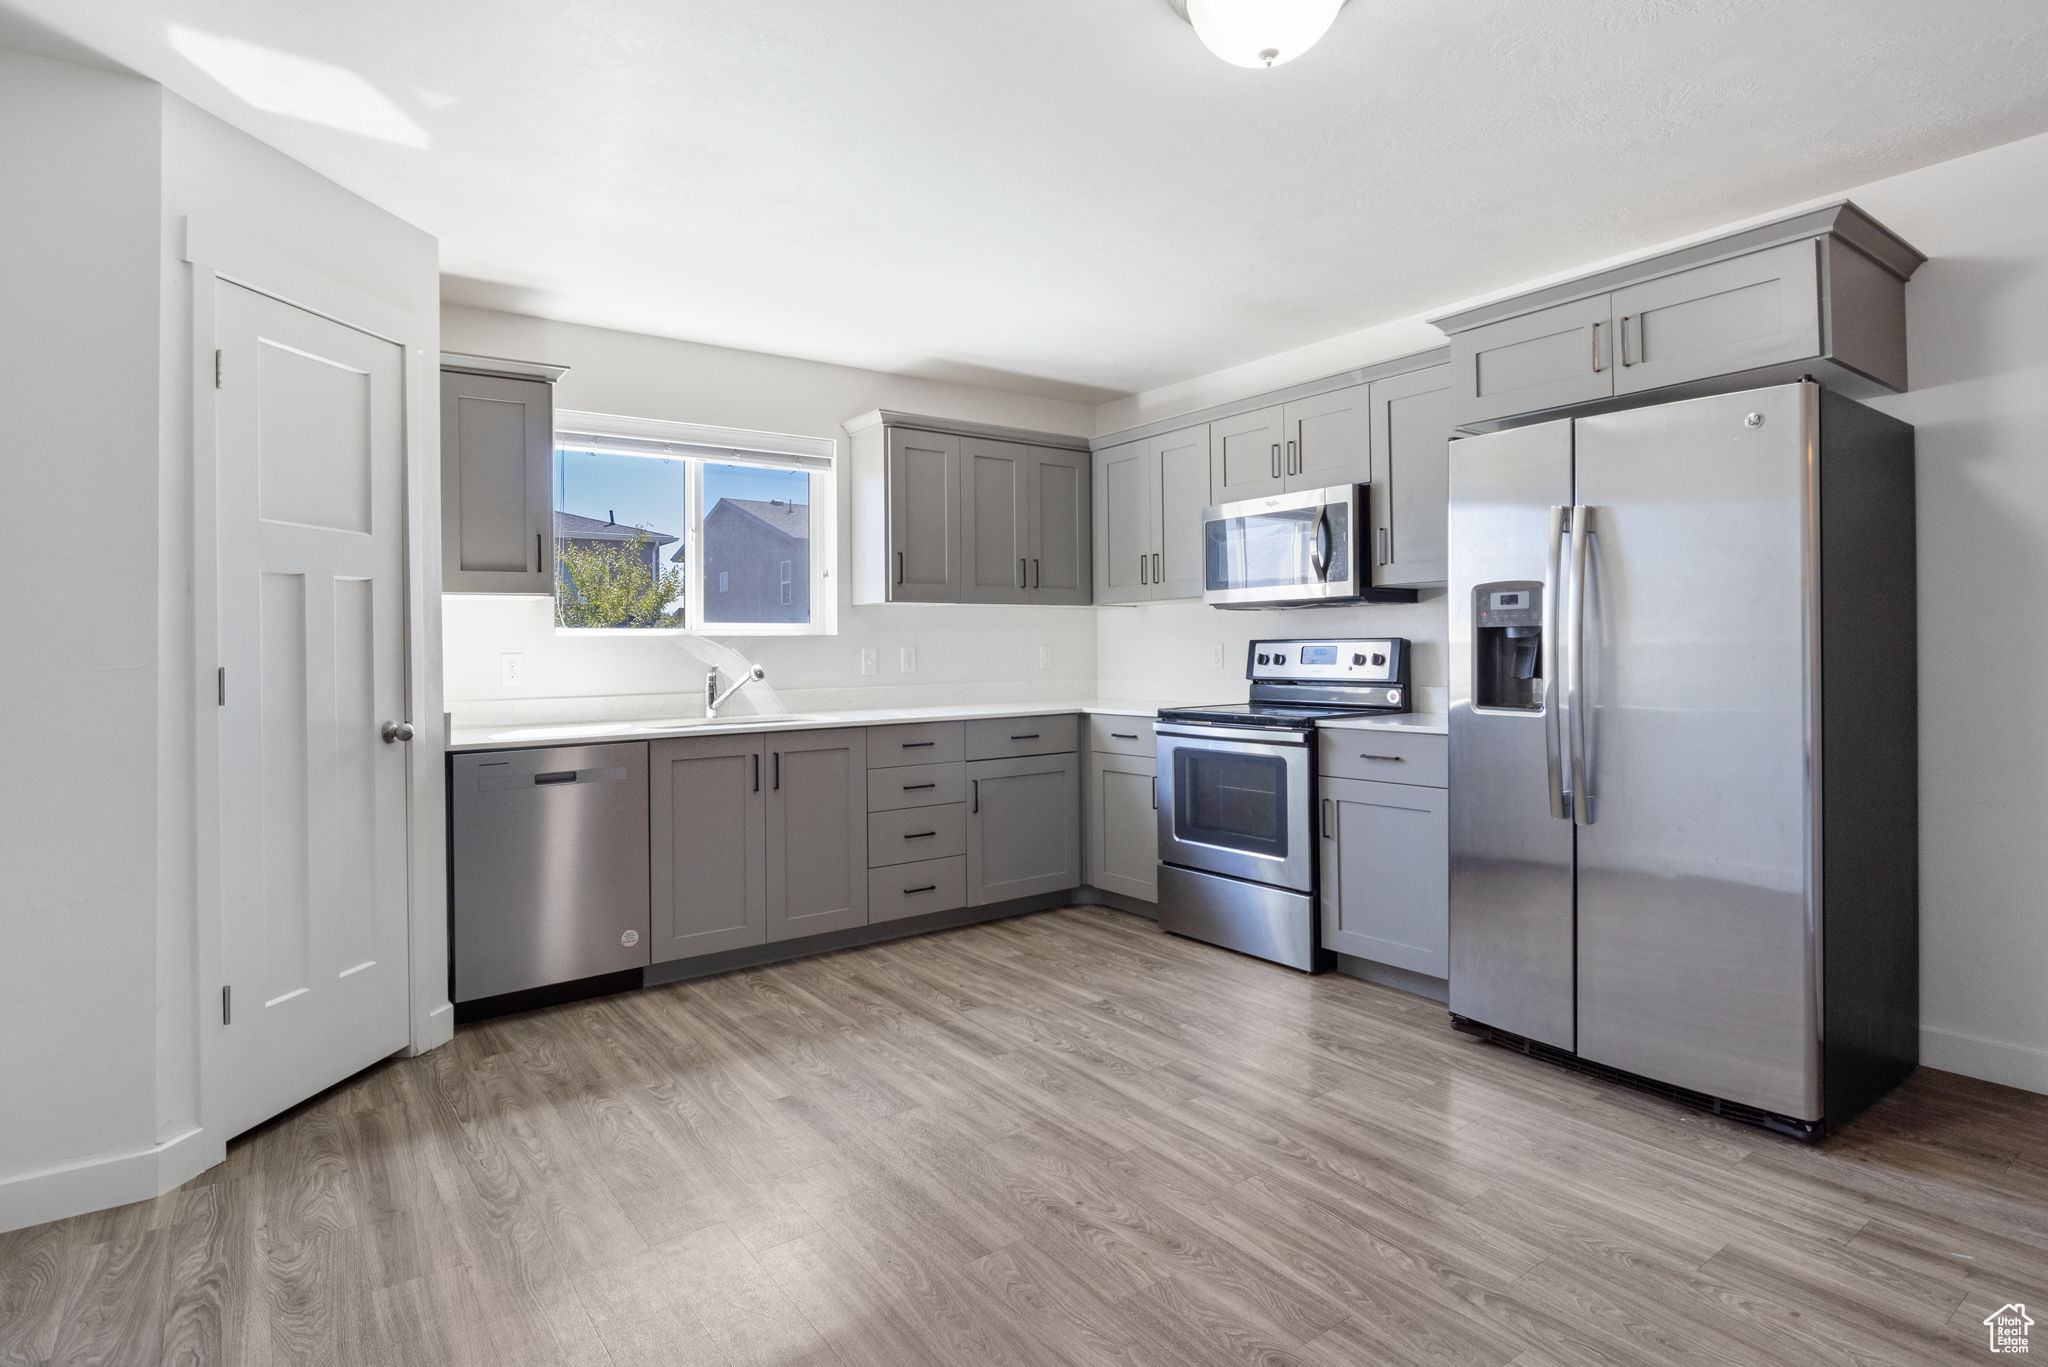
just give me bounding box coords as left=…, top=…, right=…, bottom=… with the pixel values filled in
left=1571, top=383, right=1822, bottom=1120
left=1448, top=419, right=1578, bottom=1050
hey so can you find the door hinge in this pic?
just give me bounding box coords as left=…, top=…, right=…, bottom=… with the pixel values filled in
left=217, top=666, right=228, bottom=706
left=214, top=349, right=224, bottom=389
left=222, top=985, right=232, bottom=1025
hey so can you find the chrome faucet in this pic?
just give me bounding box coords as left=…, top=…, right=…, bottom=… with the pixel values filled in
left=705, top=664, right=767, bottom=719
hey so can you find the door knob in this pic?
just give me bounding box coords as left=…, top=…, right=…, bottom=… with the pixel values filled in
left=381, top=720, right=415, bottom=744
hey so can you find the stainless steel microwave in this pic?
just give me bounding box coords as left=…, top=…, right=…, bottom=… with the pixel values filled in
left=1202, top=483, right=1411, bottom=608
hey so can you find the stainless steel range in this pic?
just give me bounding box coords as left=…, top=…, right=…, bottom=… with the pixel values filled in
left=1155, top=638, right=1410, bottom=971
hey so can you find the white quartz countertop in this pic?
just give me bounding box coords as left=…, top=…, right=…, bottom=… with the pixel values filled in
left=1314, top=712, right=1449, bottom=737
left=446, top=698, right=1191, bottom=753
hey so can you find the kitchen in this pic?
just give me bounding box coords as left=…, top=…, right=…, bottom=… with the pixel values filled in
left=5, top=2, right=2048, bottom=1363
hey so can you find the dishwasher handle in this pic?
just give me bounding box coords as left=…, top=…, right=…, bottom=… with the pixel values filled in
left=477, top=763, right=633, bottom=793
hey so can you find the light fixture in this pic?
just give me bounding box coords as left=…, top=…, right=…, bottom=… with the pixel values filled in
left=1172, top=0, right=1349, bottom=70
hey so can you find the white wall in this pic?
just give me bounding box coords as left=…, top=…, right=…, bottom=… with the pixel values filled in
left=439, top=307, right=1101, bottom=717
left=0, top=50, right=166, bottom=1223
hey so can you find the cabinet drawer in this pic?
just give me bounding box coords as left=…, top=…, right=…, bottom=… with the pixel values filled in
left=869, top=803, right=966, bottom=867
left=1318, top=729, right=1447, bottom=787
left=867, top=721, right=965, bottom=768
left=964, top=714, right=1079, bottom=761
left=1088, top=714, right=1156, bottom=757
left=866, top=761, right=967, bottom=811
left=869, top=857, right=968, bottom=924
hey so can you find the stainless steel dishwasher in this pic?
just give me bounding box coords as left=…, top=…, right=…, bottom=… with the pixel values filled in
left=450, top=742, right=651, bottom=1007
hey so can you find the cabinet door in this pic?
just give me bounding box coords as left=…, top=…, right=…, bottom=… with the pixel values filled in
left=441, top=370, right=554, bottom=593
left=1088, top=752, right=1158, bottom=903
left=1319, top=776, right=1449, bottom=978
left=1284, top=384, right=1371, bottom=491
left=1611, top=240, right=1822, bottom=396
left=1027, top=445, right=1091, bottom=605
left=1209, top=405, right=1286, bottom=503
left=650, top=734, right=766, bottom=961
left=766, top=728, right=869, bottom=940
left=1151, top=424, right=1212, bottom=600
left=1449, top=294, right=1613, bottom=429
left=1368, top=365, right=1453, bottom=588
left=959, top=437, right=1028, bottom=603
left=886, top=428, right=961, bottom=602
left=967, top=753, right=1082, bottom=904
left=1093, top=439, right=1152, bottom=604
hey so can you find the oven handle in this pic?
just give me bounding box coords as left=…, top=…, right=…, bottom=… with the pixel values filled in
left=1155, top=723, right=1311, bottom=747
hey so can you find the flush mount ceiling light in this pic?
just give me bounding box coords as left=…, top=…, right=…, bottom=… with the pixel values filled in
left=1169, top=0, right=1350, bottom=69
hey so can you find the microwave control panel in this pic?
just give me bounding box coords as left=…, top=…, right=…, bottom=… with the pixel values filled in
left=1246, top=638, right=1406, bottom=684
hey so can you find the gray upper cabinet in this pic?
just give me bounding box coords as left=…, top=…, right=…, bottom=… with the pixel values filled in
left=1610, top=239, right=1819, bottom=396
left=967, top=752, right=1082, bottom=905
left=1319, top=775, right=1450, bottom=978
left=1434, top=203, right=1923, bottom=431
left=849, top=412, right=1092, bottom=605
left=440, top=360, right=562, bottom=594
left=1368, top=365, right=1453, bottom=588
left=960, top=437, right=1028, bottom=603
left=1284, top=383, right=1371, bottom=491
left=765, top=728, right=869, bottom=941
left=885, top=428, right=962, bottom=603
left=1094, top=424, right=1211, bottom=605
left=1209, top=405, right=1286, bottom=502
left=650, top=734, right=766, bottom=962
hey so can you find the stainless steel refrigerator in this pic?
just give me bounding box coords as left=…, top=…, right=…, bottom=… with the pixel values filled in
left=1448, top=381, right=1918, bottom=1138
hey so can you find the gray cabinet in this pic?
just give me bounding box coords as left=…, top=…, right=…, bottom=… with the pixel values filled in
left=1435, top=203, right=1923, bottom=430
left=765, top=728, right=868, bottom=941
left=440, top=361, right=562, bottom=594
left=849, top=413, right=1092, bottom=605
left=967, top=753, right=1082, bottom=904
left=1094, top=424, right=1211, bottom=605
left=1367, top=365, right=1453, bottom=588
left=1319, top=775, right=1449, bottom=978
left=1284, top=383, right=1372, bottom=490
left=1210, top=405, right=1286, bottom=502
left=650, top=734, right=766, bottom=961
left=1088, top=751, right=1158, bottom=903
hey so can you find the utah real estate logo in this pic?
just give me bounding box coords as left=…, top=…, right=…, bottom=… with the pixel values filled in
left=1985, top=1304, right=2033, bottom=1354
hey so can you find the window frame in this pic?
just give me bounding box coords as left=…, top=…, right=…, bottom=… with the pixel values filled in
left=552, top=409, right=837, bottom=638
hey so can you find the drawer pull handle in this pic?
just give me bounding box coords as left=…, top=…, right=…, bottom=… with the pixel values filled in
left=1010, top=733, right=1040, bottom=741
left=904, top=831, right=937, bottom=839
left=904, top=884, right=938, bottom=895
left=901, top=740, right=936, bottom=749
left=903, top=782, right=937, bottom=791
left=1111, top=732, right=1138, bottom=740
left=1360, top=753, right=1406, bottom=762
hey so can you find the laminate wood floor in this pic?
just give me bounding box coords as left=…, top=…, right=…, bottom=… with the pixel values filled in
left=5, top=905, right=2046, bottom=1366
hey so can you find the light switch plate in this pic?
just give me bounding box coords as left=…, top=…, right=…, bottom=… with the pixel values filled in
left=899, top=645, right=917, bottom=673
left=859, top=648, right=878, bottom=675
left=1209, top=642, right=1226, bottom=669
left=1038, top=644, right=1054, bottom=670
left=500, top=652, right=524, bottom=687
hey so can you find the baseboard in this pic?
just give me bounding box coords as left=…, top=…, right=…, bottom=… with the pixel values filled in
left=1335, top=955, right=1450, bottom=1003
left=1920, top=1024, right=2048, bottom=1096
left=1079, top=886, right=1157, bottom=919
left=0, top=1125, right=218, bottom=1235
left=405, top=1000, right=455, bottom=1057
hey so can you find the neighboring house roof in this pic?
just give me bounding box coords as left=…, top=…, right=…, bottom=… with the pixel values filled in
left=554, top=510, right=678, bottom=545
left=715, top=498, right=810, bottom=540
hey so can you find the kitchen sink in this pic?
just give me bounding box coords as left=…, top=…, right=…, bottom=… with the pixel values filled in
left=631, top=714, right=830, bottom=730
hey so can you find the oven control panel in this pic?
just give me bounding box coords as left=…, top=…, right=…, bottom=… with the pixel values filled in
left=1246, top=638, right=1406, bottom=684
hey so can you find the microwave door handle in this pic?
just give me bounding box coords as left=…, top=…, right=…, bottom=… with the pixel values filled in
left=1310, top=506, right=1332, bottom=579
left=1544, top=504, right=1569, bottom=821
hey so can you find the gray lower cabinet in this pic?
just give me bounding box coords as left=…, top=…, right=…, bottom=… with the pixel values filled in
left=1088, top=750, right=1158, bottom=902
left=440, top=366, right=558, bottom=594
left=765, top=728, right=869, bottom=940
left=967, top=753, right=1082, bottom=904
left=649, top=734, right=766, bottom=961
left=1368, top=365, right=1453, bottom=588
left=1318, top=775, right=1449, bottom=978
left=869, top=857, right=968, bottom=924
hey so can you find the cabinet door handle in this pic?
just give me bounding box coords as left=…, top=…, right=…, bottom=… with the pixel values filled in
left=1111, top=732, right=1138, bottom=740
left=1139, top=554, right=1148, bottom=586
left=903, top=782, right=937, bottom=791
left=1590, top=320, right=1604, bottom=374
left=1152, top=778, right=1158, bottom=811
left=972, top=779, right=980, bottom=814
left=904, top=830, right=937, bottom=840
left=536, top=532, right=545, bottom=571
left=752, top=752, right=760, bottom=792
left=1321, top=797, right=1334, bottom=838
left=1270, top=443, right=1281, bottom=479
left=1151, top=551, right=1161, bottom=582
left=1376, top=526, right=1390, bottom=566
left=1286, top=439, right=1298, bottom=476
left=773, top=752, right=781, bottom=789
left=895, top=550, right=905, bottom=585
left=1619, top=315, right=1635, bottom=367
left=1033, top=558, right=1041, bottom=589
left=1360, top=753, right=1406, bottom=763
left=903, top=884, right=938, bottom=895
left=1020, top=557, right=1027, bottom=589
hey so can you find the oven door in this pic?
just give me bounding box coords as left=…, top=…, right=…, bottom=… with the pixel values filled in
left=1156, top=724, right=1314, bottom=892
left=1202, top=484, right=1362, bottom=607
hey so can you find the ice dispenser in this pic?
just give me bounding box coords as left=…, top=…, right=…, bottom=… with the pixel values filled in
left=1473, top=581, right=1545, bottom=711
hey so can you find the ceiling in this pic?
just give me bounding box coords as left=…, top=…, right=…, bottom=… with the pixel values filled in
left=10, top=0, right=2048, bottom=403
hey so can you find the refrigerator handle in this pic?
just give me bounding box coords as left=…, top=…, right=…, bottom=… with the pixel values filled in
left=1544, top=504, right=1569, bottom=821
left=1568, top=504, right=1595, bottom=826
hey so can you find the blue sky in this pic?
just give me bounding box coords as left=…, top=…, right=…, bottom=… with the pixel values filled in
left=555, top=450, right=808, bottom=542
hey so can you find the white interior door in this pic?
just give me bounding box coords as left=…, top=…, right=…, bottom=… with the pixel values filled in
left=215, top=281, right=411, bottom=1135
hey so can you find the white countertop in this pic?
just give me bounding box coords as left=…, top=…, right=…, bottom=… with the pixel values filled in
left=446, top=698, right=1189, bottom=752
left=448, top=696, right=1449, bottom=751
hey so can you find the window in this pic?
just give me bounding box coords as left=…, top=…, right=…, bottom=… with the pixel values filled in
left=551, top=410, right=835, bottom=634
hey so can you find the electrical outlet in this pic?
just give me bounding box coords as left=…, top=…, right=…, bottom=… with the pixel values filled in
left=899, top=645, right=917, bottom=673
left=859, top=648, right=878, bottom=676
left=1209, top=642, right=1225, bottom=669
left=499, top=652, right=525, bottom=687
left=1038, top=644, right=1054, bottom=671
